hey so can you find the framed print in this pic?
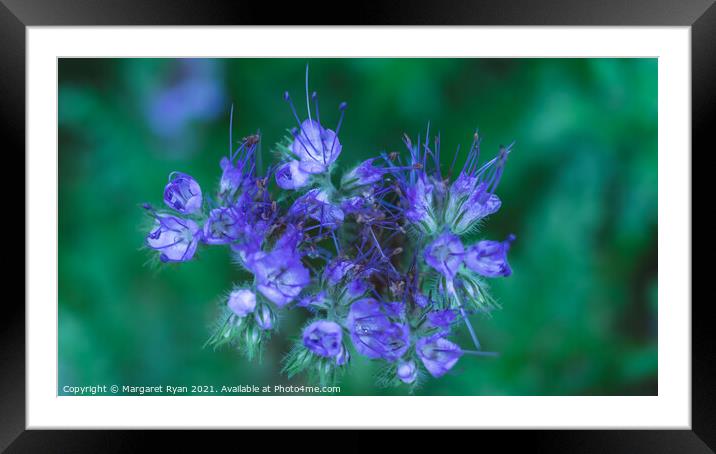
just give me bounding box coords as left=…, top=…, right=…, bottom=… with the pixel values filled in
left=4, top=0, right=710, bottom=450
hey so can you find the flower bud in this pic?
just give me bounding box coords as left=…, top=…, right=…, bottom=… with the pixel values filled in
left=254, top=305, right=274, bottom=330
left=227, top=289, right=256, bottom=317
left=396, top=360, right=417, bottom=384
left=302, top=320, right=343, bottom=358
left=163, top=172, right=202, bottom=214
left=464, top=235, right=515, bottom=278
left=335, top=345, right=350, bottom=366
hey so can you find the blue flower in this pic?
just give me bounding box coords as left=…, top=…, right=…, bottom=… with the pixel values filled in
left=227, top=289, right=256, bottom=317
left=427, top=309, right=457, bottom=329
left=203, top=207, right=243, bottom=245
left=323, top=258, right=354, bottom=285
left=290, top=119, right=342, bottom=174
left=414, top=293, right=430, bottom=308
left=340, top=196, right=367, bottom=215
left=447, top=178, right=501, bottom=230
left=404, top=176, right=435, bottom=228
left=464, top=235, right=515, bottom=277
left=146, top=59, right=224, bottom=140
left=424, top=232, right=464, bottom=280
left=274, top=224, right=303, bottom=250
left=230, top=220, right=269, bottom=264
left=145, top=213, right=201, bottom=263
left=446, top=143, right=510, bottom=234
left=163, top=172, right=202, bottom=215
left=346, top=279, right=368, bottom=298
left=250, top=251, right=309, bottom=307
left=247, top=229, right=310, bottom=307
left=297, top=291, right=329, bottom=309
left=383, top=301, right=405, bottom=318
left=219, top=133, right=261, bottom=199
left=289, top=189, right=344, bottom=227
left=302, top=320, right=344, bottom=358
left=275, top=160, right=311, bottom=190
left=416, top=336, right=463, bottom=378
left=346, top=299, right=410, bottom=361
left=219, top=157, right=244, bottom=199
left=341, top=158, right=386, bottom=189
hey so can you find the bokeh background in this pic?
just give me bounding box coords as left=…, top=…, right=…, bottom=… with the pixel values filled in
left=59, top=58, right=657, bottom=395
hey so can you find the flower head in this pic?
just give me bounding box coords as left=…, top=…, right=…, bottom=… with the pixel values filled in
left=464, top=234, right=515, bottom=277
left=143, top=73, right=516, bottom=388
left=163, top=172, right=202, bottom=215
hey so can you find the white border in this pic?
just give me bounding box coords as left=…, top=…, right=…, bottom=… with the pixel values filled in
left=27, top=27, right=690, bottom=429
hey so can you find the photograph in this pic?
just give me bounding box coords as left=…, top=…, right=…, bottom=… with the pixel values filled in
left=58, top=57, right=658, bottom=397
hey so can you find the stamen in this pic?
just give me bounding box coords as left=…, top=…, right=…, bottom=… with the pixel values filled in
left=443, top=349, right=498, bottom=357
left=283, top=92, right=306, bottom=130
left=304, top=64, right=320, bottom=150
left=228, top=103, right=234, bottom=156
left=434, top=133, right=442, bottom=181
left=327, top=102, right=347, bottom=163
left=312, top=91, right=320, bottom=124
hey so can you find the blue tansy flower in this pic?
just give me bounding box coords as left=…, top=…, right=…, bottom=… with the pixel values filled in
left=302, top=320, right=344, bottom=359
left=163, top=172, right=203, bottom=215
left=145, top=212, right=201, bottom=263
left=416, top=336, right=463, bottom=378
left=424, top=232, right=465, bottom=280
left=464, top=234, right=515, bottom=277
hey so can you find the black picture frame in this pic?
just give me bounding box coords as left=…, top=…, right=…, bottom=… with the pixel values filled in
left=3, top=0, right=710, bottom=450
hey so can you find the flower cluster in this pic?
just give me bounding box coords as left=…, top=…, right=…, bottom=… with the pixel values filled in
left=143, top=72, right=515, bottom=389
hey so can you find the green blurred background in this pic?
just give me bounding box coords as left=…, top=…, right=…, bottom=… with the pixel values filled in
left=58, top=58, right=657, bottom=396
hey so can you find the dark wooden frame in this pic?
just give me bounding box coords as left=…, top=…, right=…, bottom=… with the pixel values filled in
left=2, top=0, right=710, bottom=450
